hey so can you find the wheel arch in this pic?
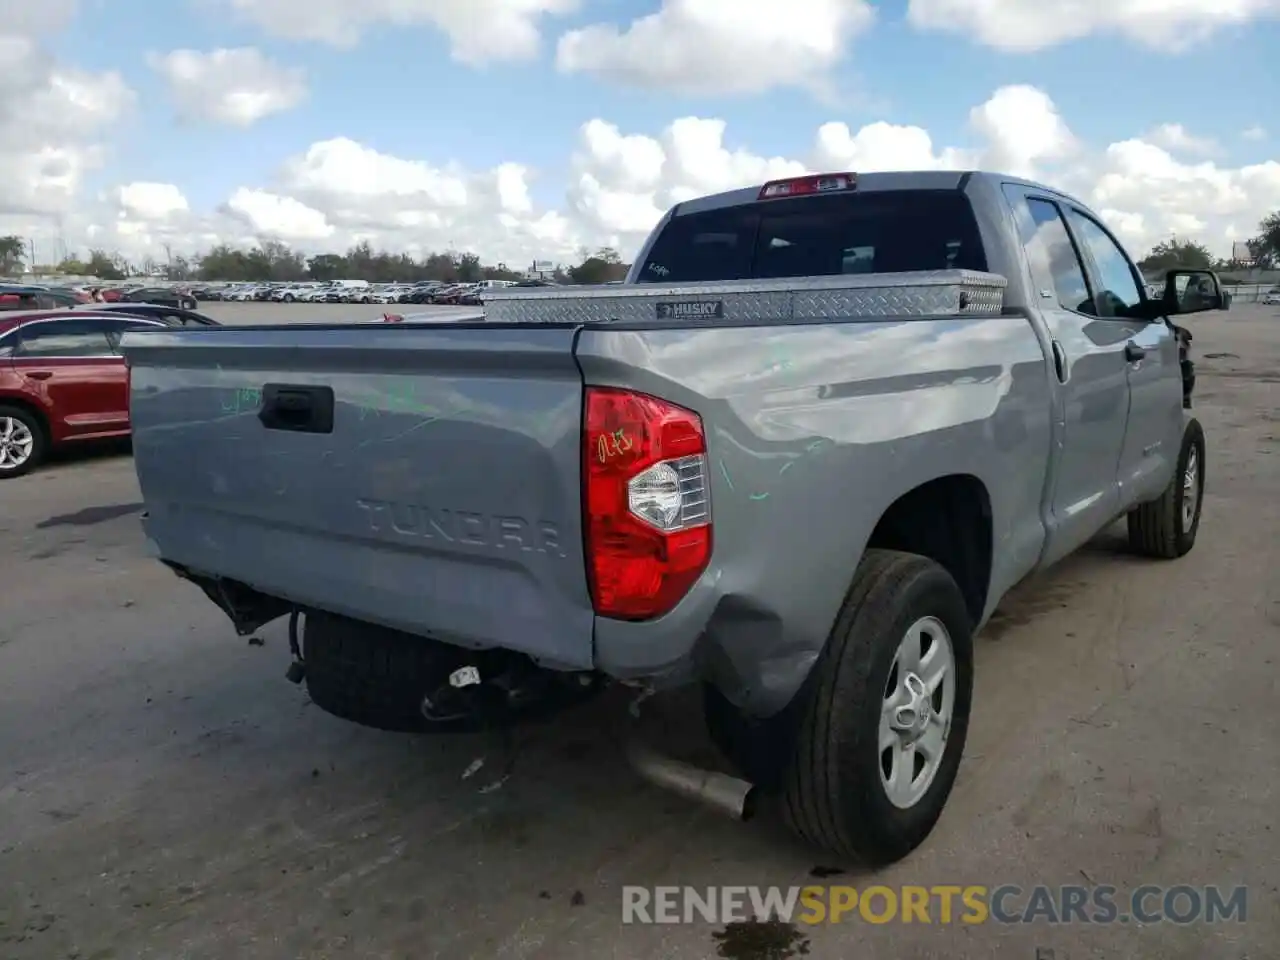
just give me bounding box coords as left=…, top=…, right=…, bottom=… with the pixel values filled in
left=0, top=394, right=52, bottom=445
left=863, top=473, right=995, bottom=626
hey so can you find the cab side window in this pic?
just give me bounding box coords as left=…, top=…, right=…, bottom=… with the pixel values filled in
left=15, top=319, right=113, bottom=357
left=1022, top=198, right=1093, bottom=315
left=1065, top=209, right=1144, bottom=318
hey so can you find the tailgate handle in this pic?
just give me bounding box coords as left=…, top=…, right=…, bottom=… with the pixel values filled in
left=258, top=384, right=334, bottom=434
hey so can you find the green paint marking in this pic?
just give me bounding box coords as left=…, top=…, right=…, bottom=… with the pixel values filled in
left=220, top=387, right=262, bottom=414
left=718, top=459, right=735, bottom=491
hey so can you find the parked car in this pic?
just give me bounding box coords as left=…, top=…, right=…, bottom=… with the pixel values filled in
left=432, top=284, right=473, bottom=304
left=45, top=287, right=92, bottom=306
left=85, top=302, right=220, bottom=327
left=0, top=287, right=79, bottom=311
left=120, top=286, right=199, bottom=310
left=404, top=283, right=446, bottom=303
left=364, top=285, right=402, bottom=304
left=0, top=311, right=170, bottom=477
left=119, top=170, right=1223, bottom=864
left=270, top=285, right=317, bottom=302
left=1262, top=290, right=1280, bottom=305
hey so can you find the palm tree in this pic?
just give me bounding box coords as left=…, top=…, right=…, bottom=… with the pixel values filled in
left=0, top=236, right=25, bottom=277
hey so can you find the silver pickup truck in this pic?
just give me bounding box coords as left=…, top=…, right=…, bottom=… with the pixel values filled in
left=122, top=171, right=1226, bottom=866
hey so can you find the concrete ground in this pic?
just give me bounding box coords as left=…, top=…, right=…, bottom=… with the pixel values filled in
left=1, top=303, right=1277, bottom=960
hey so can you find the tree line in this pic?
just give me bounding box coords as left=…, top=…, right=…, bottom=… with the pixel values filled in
left=3, top=208, right=1279, bottom=285
left=2, top=237, right=632, bottom=286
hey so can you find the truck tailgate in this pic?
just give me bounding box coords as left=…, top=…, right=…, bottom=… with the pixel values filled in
left=122, top=323, right=594, bottom=669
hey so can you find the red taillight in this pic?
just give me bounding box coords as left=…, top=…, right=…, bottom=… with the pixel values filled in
left=759, top=172, right=857, bottom=199
left=583, top=387, right=711, bottom=620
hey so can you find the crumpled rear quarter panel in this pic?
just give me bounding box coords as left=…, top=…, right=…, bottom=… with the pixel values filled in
left=579, top=313, right=1052, bottom=716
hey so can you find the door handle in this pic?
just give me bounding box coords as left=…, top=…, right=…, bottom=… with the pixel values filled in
left=1050, top=339, right=1068, bottom=383
left=23, top=370, right=53, bottom=380
left=1124, top=342, right=1146, bottom=362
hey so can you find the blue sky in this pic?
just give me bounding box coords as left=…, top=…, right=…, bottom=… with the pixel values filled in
left=60, top=0, right=1278, bottom=212
left=6, top=0, right=1278, bottom=261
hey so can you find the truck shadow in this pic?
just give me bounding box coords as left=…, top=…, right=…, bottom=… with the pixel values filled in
left=982, top=523, right=1143, bottom=641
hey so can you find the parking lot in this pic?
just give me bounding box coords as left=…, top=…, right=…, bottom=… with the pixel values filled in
left=1, top=303, right=1277, bottom=959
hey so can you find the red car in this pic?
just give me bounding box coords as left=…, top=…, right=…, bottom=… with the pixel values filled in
left=0, top=311, right=169, bottom=478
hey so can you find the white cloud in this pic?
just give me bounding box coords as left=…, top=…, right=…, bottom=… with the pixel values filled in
left=0, top=0, right=78, bottom=34
left=556, top=0, right=875, bottom=95
left=24, top=83, right=1280, bottom=272
left=0, top=26, right=132, bottom=226
left=968, top=85, right=1077, bottom=177
left=812, top=121, right=973, bottom=172
left=116, top=183, right=190, bottom=221
left=223, top=0, right=577, bottom=62
left=224, top=189, right=334, bottom=241
left=1145, top=123, right=1219, bottom=156
left=260, top=138, right=576, bottom=263
left=906, top=0, right=1280, bottom=51
left=562, top=116, right=809, bottom=244
left=1242, top=125, right=1267, bottom=141
left=147, top=48, right=307, bottom=127
left=1087, top=139, right=1280, bottom=251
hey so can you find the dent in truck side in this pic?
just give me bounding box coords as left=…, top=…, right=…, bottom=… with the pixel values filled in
left=583, top=313, right=1055, bottom=718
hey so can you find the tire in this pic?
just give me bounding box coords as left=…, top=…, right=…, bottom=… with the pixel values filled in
left=303, top=612, right=479, bottom=733
left=302, top=612, right=599, bottom=734
left=779, top=549, right=975, bottom=865
left=283, top=294, right=295, bottom=302
left=0, top=404, right=46, bottom=479
left=1127, top=418, right=1205, bottom=559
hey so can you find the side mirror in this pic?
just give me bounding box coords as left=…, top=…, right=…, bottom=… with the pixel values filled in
left=1163, top=269, right=1227, bottom=315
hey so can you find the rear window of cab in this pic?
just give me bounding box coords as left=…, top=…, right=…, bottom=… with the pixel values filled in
left=636, top=189, right=987, bottom=284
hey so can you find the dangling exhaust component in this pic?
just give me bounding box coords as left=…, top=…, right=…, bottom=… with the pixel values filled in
left=627, top=742, right=757, bottom=821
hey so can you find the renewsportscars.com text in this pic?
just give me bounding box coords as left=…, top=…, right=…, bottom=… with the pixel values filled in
left=621, top=885, right=1248, bottom=926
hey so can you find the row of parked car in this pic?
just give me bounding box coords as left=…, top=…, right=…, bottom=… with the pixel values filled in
left=192, top=279, right=554, bottom=306
left=0, top=282, right=199, bottom=312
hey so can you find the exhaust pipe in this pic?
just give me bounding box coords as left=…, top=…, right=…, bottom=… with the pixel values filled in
left=628, top=742, right=757, bottom=821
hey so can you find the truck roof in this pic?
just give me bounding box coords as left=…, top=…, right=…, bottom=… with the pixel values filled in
left=673, top=170, right=1087, bottom=217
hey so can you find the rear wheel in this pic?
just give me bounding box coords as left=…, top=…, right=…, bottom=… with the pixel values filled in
left=780, top=549, right=974, bottom=865
left=0, top=405, right=45, bottom=479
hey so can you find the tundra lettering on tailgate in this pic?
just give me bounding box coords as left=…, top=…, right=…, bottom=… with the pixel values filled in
left=356, top=499, right=566, bottom=557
